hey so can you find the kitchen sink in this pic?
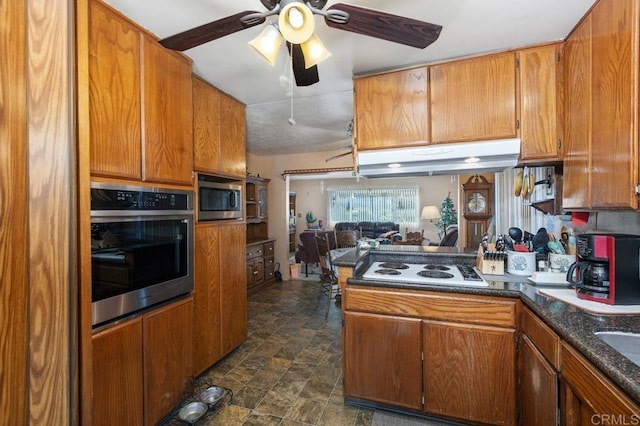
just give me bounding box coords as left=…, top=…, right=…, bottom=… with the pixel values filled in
left=595, top=331, right=640, bottom=367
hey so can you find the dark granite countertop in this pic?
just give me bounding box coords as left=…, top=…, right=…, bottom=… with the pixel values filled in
left=339, top=247, right=640, bottom=405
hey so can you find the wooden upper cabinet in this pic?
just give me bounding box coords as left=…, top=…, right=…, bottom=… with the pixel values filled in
left=193, top=76, right=221, bottom=174
left=142, top=37, right=193, bottom=185
left=430, top=52, right=517, bottom=143
left=354, top=67, right=429, bottom=150
left=518, top=44, right=563, bottom=162
left=563, top=15, right=592, bottom=210
left=192, top=77, right=247, bottom=178
left=88, top=0, right=141, bottom=179
left=219, top=93, right=247, bottom=178
left=590, top=0, right=638, bottom=209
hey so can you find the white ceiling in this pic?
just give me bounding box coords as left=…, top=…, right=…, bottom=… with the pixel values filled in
left=102, top=0, right=595, bottom=156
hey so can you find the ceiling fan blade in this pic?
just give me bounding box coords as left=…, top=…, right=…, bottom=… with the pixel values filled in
left=159, top=11, right=264, bottom=51
left=324, top=3, right=442, bottom=49
left=289, top=43, right=319, bottom=87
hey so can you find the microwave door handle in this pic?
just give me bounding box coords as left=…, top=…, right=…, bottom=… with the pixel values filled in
left=229, top=192, right=237, bottom=209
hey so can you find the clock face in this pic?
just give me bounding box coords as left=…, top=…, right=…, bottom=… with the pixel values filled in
left=467, top=192, right=486, bottom=214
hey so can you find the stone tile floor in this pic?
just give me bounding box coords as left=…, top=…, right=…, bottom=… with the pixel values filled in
left=194, top=279, right=372, bottom=425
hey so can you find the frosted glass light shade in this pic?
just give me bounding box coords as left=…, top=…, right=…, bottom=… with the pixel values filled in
left=300, top=33, right=331, bottom=69
left=279, top=2, right=314, bottom=44
left=248, top=25, right=284, bottom=66
left=421, top=205, right=441, bottom=221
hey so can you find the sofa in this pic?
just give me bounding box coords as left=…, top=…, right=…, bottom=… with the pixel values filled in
left=334, top=221, right=400, bottom=240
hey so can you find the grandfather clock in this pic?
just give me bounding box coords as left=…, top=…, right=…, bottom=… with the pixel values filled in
left=462, top=175, right=493, bottom=249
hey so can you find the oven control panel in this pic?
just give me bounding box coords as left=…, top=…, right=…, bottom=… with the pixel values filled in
left=91, top=186, right=191, bottom=211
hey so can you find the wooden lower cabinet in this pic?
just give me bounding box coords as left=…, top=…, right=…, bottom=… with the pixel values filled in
left=143, top=298, right=194, bottom=426
left=560, top=342, right=640, bottom=425
left=423, top=321, right=516, bottom=425
left=343, top=312, right=423, bottom=410
left=92, top=297, right=193, bottom=426
left=343, top=287, right=517, bottom=424
left=92, top=318, right=144, bottom=426
left=519, top=334, right=558, bottom=425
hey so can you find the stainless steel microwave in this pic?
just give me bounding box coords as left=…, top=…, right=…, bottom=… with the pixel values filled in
left=197, top=174, right=243, bottom=221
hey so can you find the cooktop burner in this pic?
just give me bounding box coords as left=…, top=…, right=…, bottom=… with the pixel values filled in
left=379, top=262, right=409, bottom=270
left=374, top=269, right=402, bottom=275
left=418, top=270, right=454, bottom=279
left=361, top=262, right=488, bottom=287
left=423, top=265, right=450, bottom=271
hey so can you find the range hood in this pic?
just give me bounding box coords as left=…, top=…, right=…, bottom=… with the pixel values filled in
left=357, top=138, right=521, bottom=177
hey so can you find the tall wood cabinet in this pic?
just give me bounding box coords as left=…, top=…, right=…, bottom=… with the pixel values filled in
left=193, top=222, right=247, bottom=376
left=430, top=52, right=518, bottom=144
left=88, top=0, right=193, bottom=185
left=564, top=0, right=639, bottom=209
left=92, top=297, right=193, bottom=426
left=354, top=67, right=429, bottom=151
left=246, top=176, right=276, bottom=294
left=192, top=76, right=247, bottom=178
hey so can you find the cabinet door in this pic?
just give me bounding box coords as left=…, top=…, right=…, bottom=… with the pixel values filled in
left=560, top=342, right=640, bottom=424
left=219, top=93, right=247, bottom=178
left=423, top=320, right=516, bottom=425
left=590, top=0, right=638, bottom=209
left=520, top=334, right=558, bottom=425
left=430, top=52, right=517, bottom=143
left=355, top=67, right=429, bottom=150
left=92, top=318, right=144, bottom=426
left=88, top=0, right=141, bottom=179
left=343, top=312, right=423, bottom=410
left=143, top=37, right=193, bottom=185
left=519, top=44, right=562, bottom=162
left=193, top=224, right=221, bottom=375
left=563, top=15, right=592, bottom=209
left=192, top=76, right=221, bottom=174
left=219, top=223, right=247, bottom=355
left=257, top=185, right=268, bottom=219
left=143, top=298, right=194, bottom=426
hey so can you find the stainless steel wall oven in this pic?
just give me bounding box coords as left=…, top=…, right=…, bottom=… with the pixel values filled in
left=90, top=182, right=193, bottom=327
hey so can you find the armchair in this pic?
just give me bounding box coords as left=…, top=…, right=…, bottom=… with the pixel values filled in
left=295, top=231, right=319, bottom=277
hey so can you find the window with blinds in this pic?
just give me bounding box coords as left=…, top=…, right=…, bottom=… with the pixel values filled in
left=327, top=187, right=419, bottom=228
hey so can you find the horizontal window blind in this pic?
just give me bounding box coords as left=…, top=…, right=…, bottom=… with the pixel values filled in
left=328, top=187, right=419, bottom=229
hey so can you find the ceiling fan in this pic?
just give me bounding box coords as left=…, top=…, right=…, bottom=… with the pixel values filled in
left=159, top=0, right=442, bottom=87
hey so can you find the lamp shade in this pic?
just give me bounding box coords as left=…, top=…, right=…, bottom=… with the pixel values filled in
left=248, top=24, right=284, bottom=66
left=421, top=205, right=441, bottom=221
left=300, top=32, right=331, bottom=69
left=279, top=2, right=315, bottom=44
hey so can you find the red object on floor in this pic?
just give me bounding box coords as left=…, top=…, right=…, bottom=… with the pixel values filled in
left=572, top=212, right=589, bottom=226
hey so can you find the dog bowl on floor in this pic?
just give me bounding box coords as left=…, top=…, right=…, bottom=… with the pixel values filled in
left=178, top=401, right=207, bottom=423
left=200, top=386, right=225, bottom=407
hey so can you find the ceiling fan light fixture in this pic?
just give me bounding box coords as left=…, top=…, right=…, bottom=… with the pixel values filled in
left=279, top=1, right=315, bottom=43
left=300, top=32, right=331, bottom=69
left=248, top=24, right=284, bottom=66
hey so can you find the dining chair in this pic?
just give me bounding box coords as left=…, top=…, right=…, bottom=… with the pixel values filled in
left=336, top=229, right=360, bottom=248
left=315, top=234, right=339, bottom=319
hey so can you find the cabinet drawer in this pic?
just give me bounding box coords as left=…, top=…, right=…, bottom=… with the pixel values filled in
left=522, top=307, right=560, bottom=369
left=263, top=242, right=274, bottom=255
left=264, top=256, right=275, bottom=269
left=246, top=245, right=263, bottom=260
left=264, top=267, right=275, bottom=281
left=345, top=286, right=516, bottom=328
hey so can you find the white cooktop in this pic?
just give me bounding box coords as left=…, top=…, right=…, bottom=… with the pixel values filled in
left=362, top=262, right=488, bottom=287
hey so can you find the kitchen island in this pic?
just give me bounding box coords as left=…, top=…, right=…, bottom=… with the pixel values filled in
left=334, top=245, right=640, bottom=424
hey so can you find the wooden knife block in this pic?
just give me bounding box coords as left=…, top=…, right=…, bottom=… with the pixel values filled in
left=476, top=245, right=505, bottom=276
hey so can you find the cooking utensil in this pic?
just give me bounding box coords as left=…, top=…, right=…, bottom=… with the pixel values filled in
left=508, top=227, right=523, bottom=244
left=513, top=243, right=529, bottom=252
left=532, top=227, right=550, bottom=252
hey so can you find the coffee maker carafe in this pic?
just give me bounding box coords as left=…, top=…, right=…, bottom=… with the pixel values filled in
left=566, top=233, right=640, bottom=305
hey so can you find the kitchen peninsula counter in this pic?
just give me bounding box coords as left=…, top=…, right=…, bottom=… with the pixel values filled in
left=336, top=246, right=640, bottom=406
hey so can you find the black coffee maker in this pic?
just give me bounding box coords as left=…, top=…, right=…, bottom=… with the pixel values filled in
left=566, top=233, right=640, bottom=305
